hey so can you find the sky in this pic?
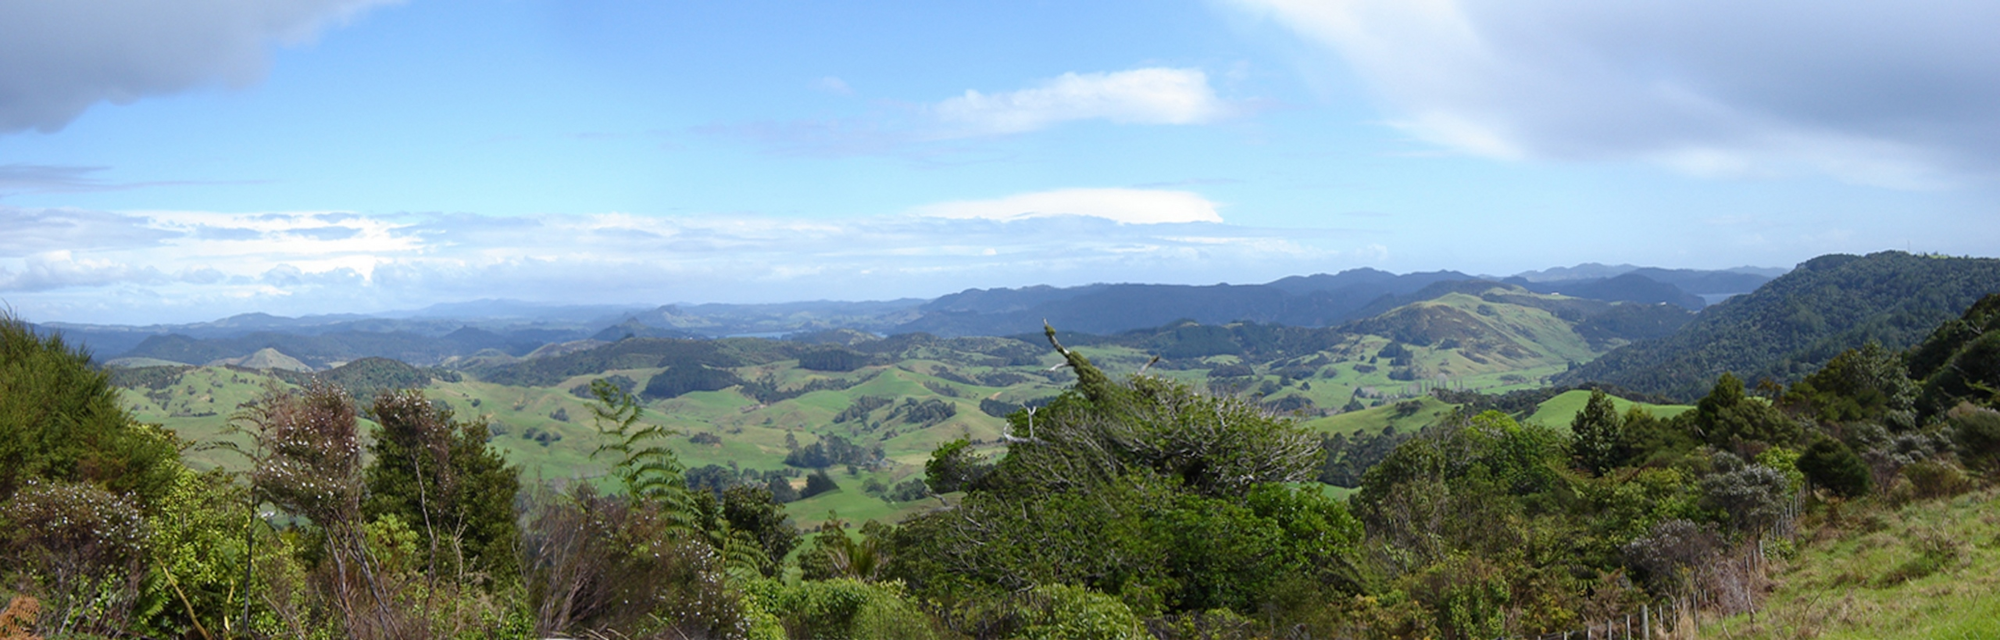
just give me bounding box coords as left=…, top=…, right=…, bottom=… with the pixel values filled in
left=2, top=0, right=1997, bottom=324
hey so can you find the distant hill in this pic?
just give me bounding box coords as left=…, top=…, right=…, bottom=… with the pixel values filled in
left=1507, top=273, right=1707, bottom=310
left=896, top=269, right=1475, bottom=337
left=209, top=347, right=313, bottom=372
left=1556, top=251, right=2000, bottom=400
left=589, top=318, right=704, bottom=341
left=120, top=326, right=552, bottom=369
left=1506, top=263, right=1783, bottom=295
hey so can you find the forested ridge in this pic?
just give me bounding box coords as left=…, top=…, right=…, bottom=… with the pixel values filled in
left=1560, top=251, right=2000, bottom=401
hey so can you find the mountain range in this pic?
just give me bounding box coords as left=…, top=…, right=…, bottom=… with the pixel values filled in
left=28, top=262, right=1784, bottom=367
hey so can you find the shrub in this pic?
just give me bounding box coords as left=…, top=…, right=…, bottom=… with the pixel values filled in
left=0, top=480, right=149, bottom=634
left=519, top=484, right=750, bottom=638
left=1002, top=584, right=1147, bottom=640
left=1623, top=519, right=1722, bottom=593
left=1899, top=461, right=1974, bottom=501
left=1798, top=438, right=1871, bottom=498
left=1699, top=454, right=1791, bottom=533
left=0, top=317, right=181, bottom=508
left=1948, top=403, right=2000, bottom=474
left=750, top=577, right=939, bottom=640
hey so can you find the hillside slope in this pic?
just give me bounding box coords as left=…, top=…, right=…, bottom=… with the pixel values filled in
left=1558, top=251, right=2000, bottom=400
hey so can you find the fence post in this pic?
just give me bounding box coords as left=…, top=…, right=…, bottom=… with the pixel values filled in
left=1642, top=604, right=1649, bottom=640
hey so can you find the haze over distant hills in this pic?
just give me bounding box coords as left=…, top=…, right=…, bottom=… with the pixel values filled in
left=22, top=261, right=1783, bottom=366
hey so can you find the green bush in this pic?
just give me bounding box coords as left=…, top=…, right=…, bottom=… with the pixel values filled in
left=0, top=317, right=181, bottom=508
left=1900, top=461, right=1974, bottom=501
left=1948, top=403, right=2000, bottom=474
left=364, top=389, right=523, bottom=583
left=1798, top=437, right=1872, bottom=498
left=750, top=577, right=938, bottom=640
left=1009, top=584, right=1147, bottom=640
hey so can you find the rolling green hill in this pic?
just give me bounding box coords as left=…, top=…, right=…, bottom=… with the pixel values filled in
left=1523, top=389, right=1693, bottom=429
left=113, top=287, right=1661, bottom=528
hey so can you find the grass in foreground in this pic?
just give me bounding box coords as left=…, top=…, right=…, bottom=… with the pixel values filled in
left=1724, top=487, right=2000, bottom=639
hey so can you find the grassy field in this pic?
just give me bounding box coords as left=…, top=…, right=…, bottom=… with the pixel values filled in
left=1719, top=487, right=2000, bottom=639
left=1523, top=389, right=1694, bottom=432
left=1300, top=395, right=1460, bottom=436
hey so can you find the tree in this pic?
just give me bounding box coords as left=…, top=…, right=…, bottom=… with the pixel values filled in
left=1570, top=389, right=1624, bottom=474
left=240, top=381, right=394, bottom=635
left=885, top=325, right=1358, bottom=622
left=923, top=438, right=991, bottom=494
left=364, top=389, right=523, bottom=583
left=1783, top=342, right=1917, bottom=429
left=799, top=517, right=890, bottom=582
left=801, top=469, right=839, bottom=499
left=1797, top=437, right=1871, bottom=497
left=720, top=485, right=800, bottom=576
left=1689, top=373, right=1800, bottom=448
left=1946, top=403, right=2000, bottom=475
left=0, top=316, right=179, bottom=508
left=1698, top=453, right=1790, bottom=535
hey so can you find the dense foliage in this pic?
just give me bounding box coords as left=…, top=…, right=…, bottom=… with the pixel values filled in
left=1561, top=251, right=2000, bottom=400
left=0, top=317, right=181, bottom=508
left=363, top=390, right=524, bottom=581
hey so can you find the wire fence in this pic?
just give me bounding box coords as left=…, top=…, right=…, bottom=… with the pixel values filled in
left=1494, top=491, right=1804, bottom=640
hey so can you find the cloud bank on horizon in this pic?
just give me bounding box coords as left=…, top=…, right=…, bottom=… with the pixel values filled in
left=0, top=202, right=1366, bottom=325
left=1, top=0, right=1996, bottom=324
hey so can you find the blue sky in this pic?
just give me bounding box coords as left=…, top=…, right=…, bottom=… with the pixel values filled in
left=3, top=0, right=1997, bottom=324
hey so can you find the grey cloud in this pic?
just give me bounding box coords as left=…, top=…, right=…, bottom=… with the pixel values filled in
left=190, top=225, right=264, bottom=241
left=1240, top=0, right=2000, bottom=185
left=181, top=267, right=226, bottom=284
left=0, top=164, right=109, bottom=192
left=258, top=264, right=363, bottom=288
left=287, top=226, right=361, bottom=241
left=0, top=163, right=257, bottom=196
left=0, top=0, right=397, bottom=133
left=0, top=206, right=178, bottom=255
left=0, top=253, right=166, bottom=292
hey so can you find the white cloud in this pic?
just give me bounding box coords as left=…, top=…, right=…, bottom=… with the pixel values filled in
left=0, top=0, right=399, bottom=133
left=915, top=188, right=1223, bottom=224
left=1226, top=0, right=2000, bottom=187
left=0, top=208, right=1374, bottom=323
left=705, top=68, right=1239, bottom=156
left=931, top=68, right=1231, bottom=136
left=0, top=250, right=164, bottom=292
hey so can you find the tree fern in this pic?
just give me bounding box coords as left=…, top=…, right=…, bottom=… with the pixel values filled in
left=586, top=379, right=698, bottom=527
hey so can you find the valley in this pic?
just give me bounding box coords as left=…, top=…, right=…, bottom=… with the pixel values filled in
left=111, top=282, right=1688, bottom=529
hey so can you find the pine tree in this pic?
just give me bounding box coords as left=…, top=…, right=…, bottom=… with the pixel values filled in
left=1569, top=389, right=1624, bottom=474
